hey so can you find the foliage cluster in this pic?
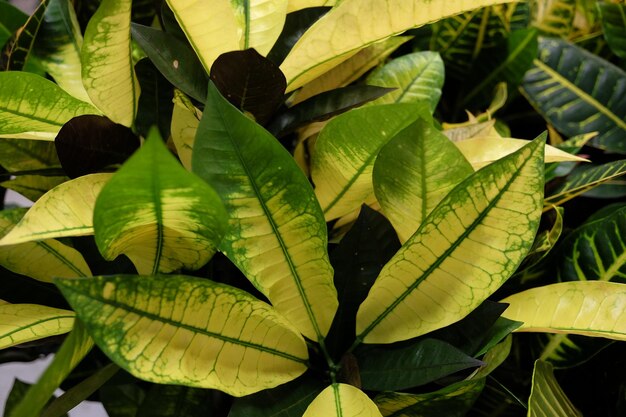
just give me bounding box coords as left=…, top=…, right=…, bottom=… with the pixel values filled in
left=0, top=0, right=625, bottom=416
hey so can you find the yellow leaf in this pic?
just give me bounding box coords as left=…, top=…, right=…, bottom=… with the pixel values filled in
left=501, top=281, right=626, bottom=341
left=0, top=303, right=75, bottom=349
left=287, top=0, right=336, bottom=13
left=281, top=0, right=518, bottom=91
left=303, top=384, right=383, bottom=417
left=171, top=90, right=201, bottom=171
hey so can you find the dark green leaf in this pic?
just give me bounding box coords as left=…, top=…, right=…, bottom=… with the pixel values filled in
left=4, top=0, right=50, bottom=70
left=267, top=7, right=328, bottom=65
left=136, top=384, right=215, bottom=417
left=597, top=3, right=626, bottom=61
left=134, top=59, right=174, bottom=139
left=99, top=383, right=145, bottom=417
left=325, top=205, right=400, bottom=360
left=210, top=49, right=286, bottom=125
left=521, top=38, right=626, bottom=153
left=55, top=115, right=139, bottom=179
left=131, top=23, right=208, bottom=103
left=267, top=85, right=394, bottom=137
left=159, top=1, right=186, bottom=42
left=355, top=339, right=483, bottom=391
left=41, top=363, right=119, bottom=417
left=0, top=2, right=28, bottom=49
left=228, top=373, right=325, bottom=417
left=464, top=28, right=538, bottom=106
left=374, top=379, right=485, bottom=417
left=429, top=301, right=510, bottom=356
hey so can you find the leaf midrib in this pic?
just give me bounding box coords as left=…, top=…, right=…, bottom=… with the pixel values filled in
left=215, top=99, right=324, bottom=341
left=358, top=141, right=539, bottom=341
left=64, top=284, right=307, bottom=364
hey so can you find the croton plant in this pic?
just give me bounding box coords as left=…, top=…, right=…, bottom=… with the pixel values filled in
left=0, top=0, right=625, bottom=416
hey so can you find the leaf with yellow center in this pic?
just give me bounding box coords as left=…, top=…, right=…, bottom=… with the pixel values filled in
left=0, top=303, right=75, bottom=349
left=303, top=384, right=382, bottom=417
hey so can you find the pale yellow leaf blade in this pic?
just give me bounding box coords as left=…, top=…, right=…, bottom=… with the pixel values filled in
left=501, top=281, right=626, bottom=341
left=57, top=275, right=308, bottom=396
left=281, top=0, right=518, bottom=91
left=166, top=0, right=241, bottom=73
left=0, top=173, right=112, bottom=245
left=356, top=136, right=545, bottom=344
left=287, top=0, right=336, bottom=13
left=81, top=0, right=139, bottom=126
left=303, top=384, right=383, bottom=417
left=237, top=0, right=288, bottom=56
left=170, top=90, right=201, bottom=171
left=0, top=303, right=75, bottom=349
left=455, top=136, right=588, bottom=170
left=528, top=361, right=582, bottom=417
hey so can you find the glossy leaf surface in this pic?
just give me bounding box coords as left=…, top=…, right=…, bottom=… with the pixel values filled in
left=311, top=103, right=429, bottom=221
left=357, top=135, right=545, bottom=343
left=56, top=275, right=308, bottom=396
left=365, top=51, right=444, bottom=112
left=355, top=339, right=482, bottom=391
left=528, top=361, right=582, bottom=417
left=0, top=173, right=111, bottom=245
left=194, top=82, right=337, bottom=341
left=81, top=0, right=139, bottom=127
left=232, top=0, right=288, bottom=56
left=303, top=384, right=382, bottom=417
left=0, top=72, right=99, bottom=139
left=94, top=129, right=227, bottom=274
left=0, top=208, right=92, bottom=281
left=281, top=0, right=518, bottom=91
left=130, top=23, right=208, bottom=103
left=373, top=118, right=474, bottom=243
left=598, top=3, right=626, bottom=61
left=521, top=38, right=626, bottom=153
left=502, top=281, right=626, bottom=341
left=0, top=303, right=75, bottom=349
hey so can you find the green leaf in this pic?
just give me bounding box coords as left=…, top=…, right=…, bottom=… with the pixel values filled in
left=373, top=118, right=474, bottom=243
left=99, top=383, right=145, bottom=417
left=0, top=72, right=99, bottom=139
left=558, top=205, right=626, bottom=283
left=290, top=36, right=410, bottom=104
left=33, top=0, right=91, bottom=102
left=356, top=134, right=545, bottom=344
left=303, top=384, right=382, bottom=417
left=0, top=173, right=111, bottom=245
left=463, top=28, right=538, bottom=106
left=0, top=302, right=75, bottom=349
left=545, top=160, right=626, bottom=207
left=210, top=49, right=286, bottom=125
left=193, top=82, right=338, bottom=341
left=8, top=320, right=94, bottom=417
left=0, top=208, right=92, bottom=281
left=55, top=274, right=308, bottom=396
left=280, top=0, right=518, bottom=91
left=501, top=281, right=626, bottom=341
left=267, top=85, right=395, bottom=138
left=365, top=51, right=444, bottom=112
left=311, top=103, right=430, bottom=221
left=229, top=373, right=325, bottom=417
left=93, top=128, right=227, bottom=275
left=5, top=0, right=50, bottom=71
left=521, top=38, right=626, bottom=153
left=0, top=2, right=28, bottom=49
left=528, top=361, right=582, bottom=417
left=0, top=137, right=59, bottom=171
left=41, top=363, right=119, bottom=417
left=597, top=3, right=626, bottom=61
left=81, top=0, right=139, bottom=127
left=355, top=338, right=483, bottom=391
left=374, top=379, right=485, bottom=417
left=325, top=206, right=400, bottom=359
left=134, top=59, right=174, bottom=139
left=135, top=384, right=214, bottom=417
left=130, top=23, right=208, bottom=103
